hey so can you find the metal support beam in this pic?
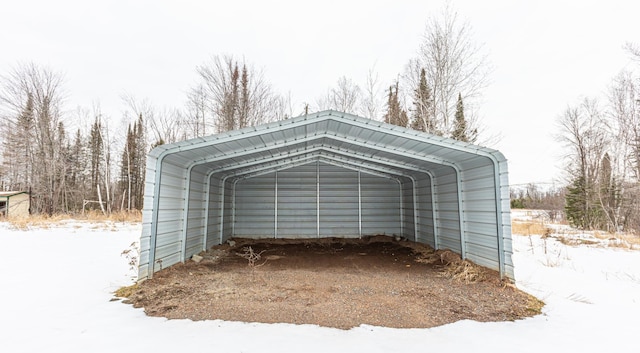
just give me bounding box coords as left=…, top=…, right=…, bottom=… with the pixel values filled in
left=180, top=164, right=195, bottom=263
left=493, top=163, right=507, bottom=278
left=218, top=176, right=229, bottom=245
left=455, top=167, right=466, bottom=259
left=232, top=179, right=239, bottom=237
left=398, top=180, right=404, bottom=237
left=409, top=176, right=418, bottom=242
left=316, top=160, right=320, bottom=238
left=274, top=170, right=278, bottom=239
left=202, top=174, right=212, bottom=252
left=358, top=171, right=362, bottom=238
left=429, top=173, right=439, bottom=249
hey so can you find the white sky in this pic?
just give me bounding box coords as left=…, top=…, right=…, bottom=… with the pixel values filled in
left=1, top=0, right=638, bottom=186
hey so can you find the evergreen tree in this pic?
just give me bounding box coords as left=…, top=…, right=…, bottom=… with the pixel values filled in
left=89, top=117, right=103, bottom=201
left=119, top=113, right=146, bottom=211
left=238, top=65, right=250, bottom=129
left=383, top=82, right=408, bottom=127
left=410, top=68, right=436, bottom=134
left=452, top=93, right=476, bottom=142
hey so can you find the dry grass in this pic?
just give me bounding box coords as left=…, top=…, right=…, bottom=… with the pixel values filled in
left=441, top=260, right=487, bottom=283
left=114, top=282, right=140, bottom=299
left=5, top=210, right=142, bottom=229
left=512, top=221, right=551, bottom=236
left=525, top=295, right=545, bottom=315
left=592, top=231, right=640, bottom=249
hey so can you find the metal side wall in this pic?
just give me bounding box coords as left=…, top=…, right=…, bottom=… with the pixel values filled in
left=183, top=168, right=207, bottom=260
left=431, top=165, right=462, bottom=253
left=360, top=173, right=401, bottom=236
left=205, top=174, right=222, bottom=249
left=457, top=156, right=514, bottom=279
left=139, top=158, right=188, bottom=278
left=233, top=163, right=401, bottom=239
left=414, top=173, right=435, bottom=247
left=277, top=164, right=318, bottom=238
left=234, top=173, right=276, bottom=238
left=400, top=177, right=415, bottom=239
left=319, top=163, right=359, bottom=237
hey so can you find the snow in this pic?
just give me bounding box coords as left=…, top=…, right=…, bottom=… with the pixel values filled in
left=0, top=215, right=638, bottom=353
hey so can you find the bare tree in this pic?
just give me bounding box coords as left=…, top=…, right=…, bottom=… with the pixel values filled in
left=195, top=55, right=279, bottom=133
left=557, top=98, right=611, bottom=229
left=608, top=71, right=640, bottom=180
left=416, top=3, right=490, bottom=136
left=316, top=76, right=361, bottom=114
left=184, top=84, right=209, bottom=138
left=0, top=62, right=68, bottom=214
left=624, top=41, right=640, bottom=61
left=607, top=70, right=640, bottom=231
left=359, top=66, right=384, bottom=120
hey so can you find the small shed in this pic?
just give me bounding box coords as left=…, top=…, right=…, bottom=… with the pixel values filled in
left=0, top=191, right=30, bottom=218
left=139, top=111, right=514, bottom=280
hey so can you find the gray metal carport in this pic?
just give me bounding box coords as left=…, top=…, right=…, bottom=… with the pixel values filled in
left=138, top=110, right=513, bottom=280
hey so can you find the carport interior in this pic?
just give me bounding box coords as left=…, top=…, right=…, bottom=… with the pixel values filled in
left=140, top=111, right=513, bottom=280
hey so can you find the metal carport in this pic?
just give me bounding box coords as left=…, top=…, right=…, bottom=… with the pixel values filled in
left=138, top=110, right=513, bottom=280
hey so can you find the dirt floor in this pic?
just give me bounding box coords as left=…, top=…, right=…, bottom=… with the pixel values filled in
left=120, top=236, right=542, bottom=329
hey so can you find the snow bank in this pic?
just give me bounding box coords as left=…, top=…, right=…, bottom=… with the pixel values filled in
left=0, top=218, right=638, bottom=353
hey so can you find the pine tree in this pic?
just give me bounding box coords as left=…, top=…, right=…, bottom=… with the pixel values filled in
left=565, top=175, right=588, bottom=229
left=89, top=117, right=103, bottom=202
left=451, top=93, right=478, bottom=142
left=410, top=68, right=436, bottom=133
left=238, top=65, right=250, bottom=129
left=383, top=82, right=408, bottom=127
left=119, top=113, right=147, bottom=211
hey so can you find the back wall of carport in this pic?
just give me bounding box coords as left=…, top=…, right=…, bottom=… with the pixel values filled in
left=139, top=111, right=513, bottom=281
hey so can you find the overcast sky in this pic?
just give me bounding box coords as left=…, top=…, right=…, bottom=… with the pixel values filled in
left=1, top=0, right=638, bottom=186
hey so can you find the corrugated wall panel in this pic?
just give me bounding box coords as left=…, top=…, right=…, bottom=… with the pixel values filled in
left=319, top=163, right=359, bottom=237
left=361, top=174, right=400, bottom=236
left=222, top=179, right=233, bottom=242
left=234, top=174, right=275, bottom=238
left=184, top=169, right=207, bottom=259
left=277, top=164, right=317, bottom=237
left=432, top=168, right=461, bottom=253
left=415, top=174, right=435, bottom=247
left=148, top=158, right=188, bottom=273
left=205, top=175, right=222, bottom=249
left=401, top=178, right=415, bottom=239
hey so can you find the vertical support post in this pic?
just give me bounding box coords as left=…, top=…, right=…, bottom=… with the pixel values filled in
left=398, top=180, right=404, bottom=237
left=454, top=168, right=466, bottom=259
left=429, top=173, right=439, bottom=249
left=358, top=170, right=362, bottom=238
left=493, top=162, right=507, bottom=279
left=274, top=170, right=278, bottom=239
left=180, top=165, right=194, bottom=263
left=316, top=160, right=320, bottom=238
left=202, top=174, right=211, bottom=251
left=232, top=179, right=238, bottom=237
left=218, top=176, right=228, bottom=245
left=410, top=176, right=418, bottom=242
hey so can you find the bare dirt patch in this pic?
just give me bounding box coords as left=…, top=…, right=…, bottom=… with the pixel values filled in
left=120, top=236, right=542, bottom=329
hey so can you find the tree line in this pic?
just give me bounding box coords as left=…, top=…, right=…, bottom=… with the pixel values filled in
left=557, top=45, right=640, bottom=233
left=511, top=45, right=640, bottom=234
left=0, top=5, right=485, bottom=216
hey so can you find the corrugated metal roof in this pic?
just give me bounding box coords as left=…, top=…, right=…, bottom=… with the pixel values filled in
left=139, top=110, right=513, bottom=281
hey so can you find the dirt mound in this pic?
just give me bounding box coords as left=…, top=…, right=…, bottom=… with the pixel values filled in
left=119, top=237, right=541, bottom=329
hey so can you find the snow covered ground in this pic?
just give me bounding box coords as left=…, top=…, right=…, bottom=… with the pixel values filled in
left=0, top=214, right=638, bottom=353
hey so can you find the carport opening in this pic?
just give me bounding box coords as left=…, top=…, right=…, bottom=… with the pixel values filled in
left=210, top=161, right=433, bottom=247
